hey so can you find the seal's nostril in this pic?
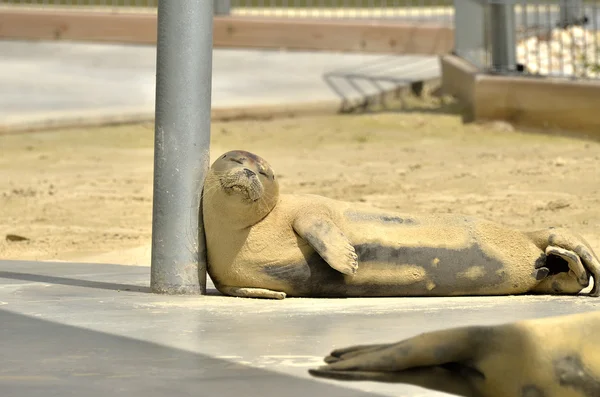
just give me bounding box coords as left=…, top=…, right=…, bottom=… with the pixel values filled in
left=244, top=168, right=255, bottom=177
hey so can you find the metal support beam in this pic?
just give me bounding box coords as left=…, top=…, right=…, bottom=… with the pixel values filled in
left=488, top=0, right=517, bottom=73
left=214, top=0, right=231, bottom=15
left=558, top=0, right=585, bottom=28
left=454, top=0, right=486, bottom=69
left=151, top=0, right=213, bottom=295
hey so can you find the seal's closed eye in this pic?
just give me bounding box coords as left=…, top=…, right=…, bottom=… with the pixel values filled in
left=231, top=158, right=244, bottom=165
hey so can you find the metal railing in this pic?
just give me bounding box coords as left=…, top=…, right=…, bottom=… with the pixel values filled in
left=455, top=0, right=600, bottom=79
left=0, top=0, right=160, bottom=11
left=0, top=0, right=454, bottom=24
left=3, top=0, right=598, bottom=79
left=230, top=1, right=453, bottom=24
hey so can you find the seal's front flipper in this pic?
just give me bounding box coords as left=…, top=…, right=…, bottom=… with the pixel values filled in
left=309, top=367, right=477, bottom=397
left=293, top=215, right=358, bottom=275
left=220, top=286, right=286, bottom=300
left=309, top=326, right=487, bottom=397
left=325, top=344, right=391, bottom=364
left=314, top=327, right=483, bottom=373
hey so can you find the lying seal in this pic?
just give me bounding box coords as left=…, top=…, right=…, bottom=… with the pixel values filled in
left=309, top=310, right=600, bottom=397
left=202, top=150, right=600, bottom=299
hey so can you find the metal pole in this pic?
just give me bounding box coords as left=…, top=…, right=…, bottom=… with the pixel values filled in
left=151, top=0, right=213, bottom=295
left=558, top=0, right=584, bottom=28
left=488, top=0, right=517, bottom=74
left=454, top=0, right=486, bottom=70
left=214, top=0, right=231, bottom=15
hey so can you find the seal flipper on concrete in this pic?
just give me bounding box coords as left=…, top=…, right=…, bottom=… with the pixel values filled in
left=324, top=344, right=390, bottom=364
left=526, top=228, right=600, bottom=296
left=219, top=286, right=286, bottom=300
left=310, top=312, right=600, bottom=397
left=310, top=326, right=487, bottom=396
left=309, top=367, right=478, bottom=397
left=292, top=215, right=359, bottom=276
left=313, top=326, right=485, bottom=373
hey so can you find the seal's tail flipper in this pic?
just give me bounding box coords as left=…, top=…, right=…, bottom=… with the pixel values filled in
left=545, top=246, right=590, bottom=287
left=526, top=228, right=600, bottom=297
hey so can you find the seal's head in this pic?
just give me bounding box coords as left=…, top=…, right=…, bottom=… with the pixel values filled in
left=204, top=150, right=279, bottom=228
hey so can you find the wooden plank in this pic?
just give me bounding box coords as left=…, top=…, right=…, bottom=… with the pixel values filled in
left=0, top=9, right=157, bottom=44
left=0, top=8, right=453, bottom=55
left=213, top=17, right=454, bottom=55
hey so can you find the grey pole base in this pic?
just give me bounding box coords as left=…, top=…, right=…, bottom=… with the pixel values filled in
left=150, top=284, right=203, bottom=295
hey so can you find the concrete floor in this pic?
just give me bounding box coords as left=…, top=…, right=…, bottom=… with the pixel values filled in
left=0, top=40, right=440, bottom=127
left=1, top=259, right=599, bottom=397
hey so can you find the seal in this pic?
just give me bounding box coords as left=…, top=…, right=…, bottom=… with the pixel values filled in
left=308, top=310, right=600, bottom=397
left=202, top=150, right=600, bottom=299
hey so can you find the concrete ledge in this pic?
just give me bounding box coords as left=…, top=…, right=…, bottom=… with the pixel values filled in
left=0, top=101, right=341, bottom=135
left=439, top=54, right=478, bottom=121
left=211, top=101, right=341, bottom=122
left=441, top=54, right=600, bottom=135
left=0, top=107, right=155, bottom=135
left=0, top=8, right=453, bottom=55
left=0, top=74, right=440, bottom=134
left=474, top=75, right=600, bottom=134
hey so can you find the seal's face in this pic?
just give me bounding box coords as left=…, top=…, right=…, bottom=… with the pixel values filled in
left=205, top=151, right=280, bottom=225
left=210, top=150, right=278, bottom=202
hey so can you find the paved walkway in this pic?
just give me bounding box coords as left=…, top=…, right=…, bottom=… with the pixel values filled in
left=0, top=40, right=440, bottom=128
left=1, top=259, right=598, bottom=397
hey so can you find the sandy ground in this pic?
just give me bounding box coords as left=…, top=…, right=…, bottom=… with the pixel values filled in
left=1, top=102, right=600, bottom=266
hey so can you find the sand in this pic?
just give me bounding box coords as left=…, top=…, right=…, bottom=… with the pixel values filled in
left=1, top=107, right=599, bottom=266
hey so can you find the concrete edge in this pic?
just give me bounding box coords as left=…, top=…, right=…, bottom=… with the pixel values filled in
left=440, top=54, right=600, bottom=136
left=0, top=8, right=454, bottom=55
left=0, top=107, right=155, bottom=135
left=0, top=78, right=443, bottom=134
left=439, top=54, right=477, bottom=122
left=211, top=100, right=341, bottom=122
left=0, top=101, right=341, bottom=135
